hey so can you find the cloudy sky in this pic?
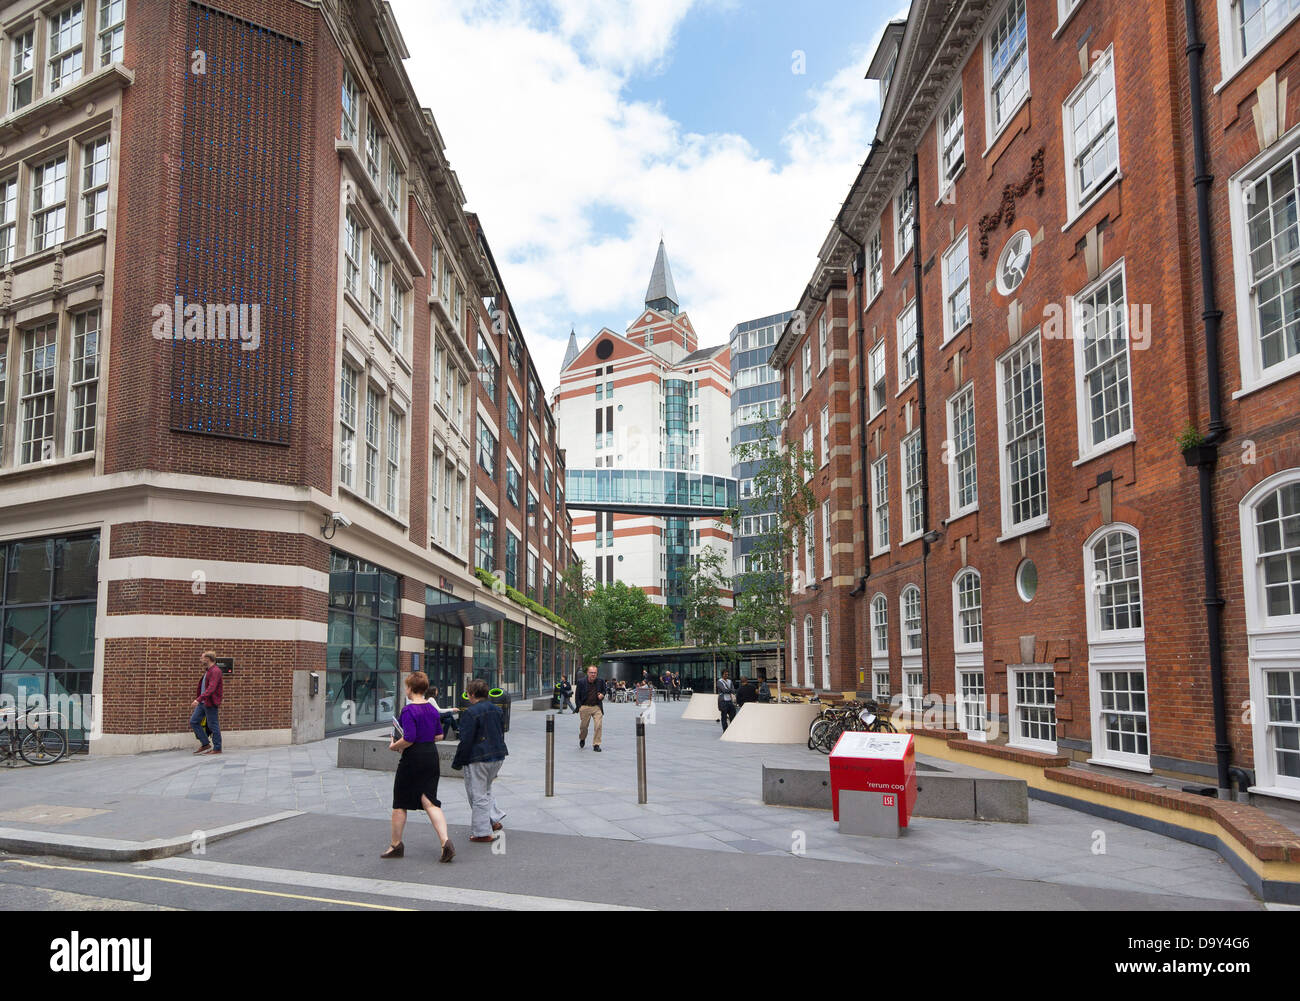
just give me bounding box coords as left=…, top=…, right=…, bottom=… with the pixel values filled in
left=388, top=0, right=905, bottom=393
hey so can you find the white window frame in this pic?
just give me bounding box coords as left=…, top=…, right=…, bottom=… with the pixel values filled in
left=947, top=383, right=978, bottom=519
left=339, top=363, right=358, bottom=488
left=1216, top=0, right=1300, bottom=86
left=802, top=342, right=812, bottom=397
left=901, top=584, right=922, bottom=655
left=1240, top=470, right=1300, bottom=796
left=819, top=406, right=830, bottom=468
left=804, top=614, right=815, bottom=689
left=941, top=230, right=971, bottom=342
left=872, top=454, right=890, bottom=554
left=901, top=430, right=922, bottom=543
left=821, top=611, right=832, bottom=690
left=67, top=307, right=99, bottom=455
left=80, top=134, right=110, bottom=234
left=1071, top=259, right=1134, bottom=460
left=893, top=179, right=915, bottom=269
left=818, top=314, right=828, bottom=373
left=870, top=594, right=889, bottom=658
left=385, top=407, right=404, bottom=516
left=821, top=499, right=831, bottom=580
left=1062, top=46, right=1120, bottom=222
left=340, top=66, right=359, bottom=143
left=10, top=29, right=35, bottom=113
left=47, top=2, right=85, bottom=95
left=897, top=302, right=918, bottom=392
left=867, top=227, right=883, bottom=302
left=952, top=567, right=983, bottom=654
left=869, top=340, right=887, bottom=418
left=31, top=153, right=68, bottom=252
left=0, top=175, right=17, bottom=266
left=937, top=82, right=965, bottom=196
left=1084, top=523, right=1151, bottom=771
left=1009, top=666, right=1058, bottom=754
left=1227, top=124, right=1300, bottom=397
left=995, top=331, right=1049, bottom=538
left=984, top=0, right=1030, bottom=149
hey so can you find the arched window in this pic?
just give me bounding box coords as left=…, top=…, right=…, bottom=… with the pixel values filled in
left=1083, top=525, right=1149, bottom=769
left=901, top=586, right=922, bottom=653
left=871, top=595, right=889, bottom=656
left=1090, top=528, right=1144, bottom=636
left=954, top=569, right=983, bottom=649
left=821, top=611, right=831, bottom=690
left=1242, top=474, right=1300, bottom=792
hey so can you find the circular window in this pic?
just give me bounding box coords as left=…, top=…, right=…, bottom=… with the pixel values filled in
left=1016, top=559, right=1038, bottom=602
left=595, top=339, right=614, bottom=360
left=996, top=229, right=1033, bottom=295
left=617, top=405, right=623, bottom=412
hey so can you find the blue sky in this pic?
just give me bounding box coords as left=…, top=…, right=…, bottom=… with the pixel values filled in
left=391, top=0, right=902, bottom=391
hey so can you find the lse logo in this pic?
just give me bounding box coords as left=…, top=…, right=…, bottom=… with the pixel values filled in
left=883, top=795, right=896, bottom=807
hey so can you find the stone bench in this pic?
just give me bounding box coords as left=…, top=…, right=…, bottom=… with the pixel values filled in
left=761, top=756, right=1028, bottom=823
left=338, top=730, right=482, bottom=779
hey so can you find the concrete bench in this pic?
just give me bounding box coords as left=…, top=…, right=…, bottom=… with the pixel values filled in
left=761, top=756, right=1028, bottom=823
left=338, top=730, right=478, bottom=779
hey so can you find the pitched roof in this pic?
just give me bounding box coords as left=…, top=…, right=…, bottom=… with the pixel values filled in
left=644, top=239, right=680, bottom=311
left=561, top=328, right=580, bottom=371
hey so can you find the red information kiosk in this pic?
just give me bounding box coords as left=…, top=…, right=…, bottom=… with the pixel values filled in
left=828, top=731, right=918, bottom=828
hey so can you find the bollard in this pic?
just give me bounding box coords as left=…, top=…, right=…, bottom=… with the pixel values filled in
left=636, top=716, right=647, bottom=804
left=545, top=713, right=555, bottom=797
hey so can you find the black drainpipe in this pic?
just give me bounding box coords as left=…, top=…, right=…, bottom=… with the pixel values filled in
left=1184, top=0, right=1232, bottom=794
left=911, top=153, right=934, bottom=701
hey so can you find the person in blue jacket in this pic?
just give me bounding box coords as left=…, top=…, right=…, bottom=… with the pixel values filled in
left=451, top=678, right=509, bottom=842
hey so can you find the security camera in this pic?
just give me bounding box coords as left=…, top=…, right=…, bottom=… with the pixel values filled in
left=330, top=512, right=353, bottom=529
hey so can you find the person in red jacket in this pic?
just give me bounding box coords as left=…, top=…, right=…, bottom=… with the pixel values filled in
left=190, top=651, right=224, bottom=755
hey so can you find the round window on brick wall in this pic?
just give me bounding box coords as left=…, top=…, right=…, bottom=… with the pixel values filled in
left=1016, top=559, right=1038, bottom=602
left=996, top=229, right=1032, bottom=296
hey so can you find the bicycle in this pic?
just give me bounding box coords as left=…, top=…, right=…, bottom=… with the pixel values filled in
left=808, top=700, right=895, bottom=754
left=0, top=706, right=69, bottom=766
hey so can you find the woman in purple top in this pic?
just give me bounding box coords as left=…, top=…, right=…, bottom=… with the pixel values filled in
left=383, top=671, right=455, bottom=862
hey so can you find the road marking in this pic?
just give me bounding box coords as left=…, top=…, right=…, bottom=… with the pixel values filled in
left=141, top=857, right=649, bottom=911
left=3, top=860, right=411, bottom=911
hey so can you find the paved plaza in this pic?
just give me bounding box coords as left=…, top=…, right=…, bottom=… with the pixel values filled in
left=0, top=700, right=1266, bottom=908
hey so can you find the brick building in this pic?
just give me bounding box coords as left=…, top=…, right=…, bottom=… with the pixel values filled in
left=0, top=0, right=573, bottom=752
left=776, top=0, right=1300, bottom=802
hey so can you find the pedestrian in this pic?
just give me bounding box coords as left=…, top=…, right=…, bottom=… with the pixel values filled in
left=634, top=679, right=653, bottom=707
left=451, top=678, right=509, bottom=843
left=575, top=664, right=607, bottom=751
left=717, top=669, right=737, bottom=732
left=672, top=672, right=682, bottom=701
left=737, top=676, right=758, bottom=708
left=556, top=674, right=576, bottom=714
left=189, top=651, right=224, bottom=755
left=383, top=671, right=455, bottom=862
left=660, top=670, right=672, bottom=701
left=757, top=677, right=772, bottom=703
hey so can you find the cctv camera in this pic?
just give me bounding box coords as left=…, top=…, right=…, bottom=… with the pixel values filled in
left=330, top=512, right=353, bottom=529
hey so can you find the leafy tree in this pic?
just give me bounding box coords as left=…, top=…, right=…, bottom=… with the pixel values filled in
left=557, top=560, right=606, bottom=668
left=598, top=581, right=675, bottom=651
left=680, top=544, right=737, bottom=683
left=729, top=405, right=816, bottom=687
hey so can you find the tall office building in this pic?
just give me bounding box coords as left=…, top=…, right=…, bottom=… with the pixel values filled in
left=729, top=311, right=794, bottom=608
left=555, top=241, right=736, bottom=634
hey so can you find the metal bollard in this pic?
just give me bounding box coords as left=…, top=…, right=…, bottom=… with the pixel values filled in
left=636, top=715, right=647, bottom=804
left=545, top=713, right=555, bottom=797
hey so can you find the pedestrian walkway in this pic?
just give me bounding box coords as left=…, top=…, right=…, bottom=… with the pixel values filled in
left=0, top=702, right=1259, bottom=904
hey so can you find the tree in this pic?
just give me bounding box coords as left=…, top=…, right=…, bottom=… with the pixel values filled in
left=729, top=405, right=816, bottom=688
left=597, top=581, right=675, bottom=651
left=557, top=560, right=606, bottom=668
left=680, top=544, right=737, bottom=684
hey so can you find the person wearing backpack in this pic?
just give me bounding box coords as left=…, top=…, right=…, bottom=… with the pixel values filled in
left=451, top=679, right=509, bottom=842
left=189, top=651, right=224, bottom=755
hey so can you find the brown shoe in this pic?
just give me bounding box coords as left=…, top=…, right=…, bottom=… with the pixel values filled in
left=440, top=840, right=456, bottom=863
left=469, top=835, right=495, bottom=843
left=380, top=841, right=404, bottom=858
left=193, top=746, right=212, bottom=755
left=491, top=822, right=503, bottom=832
left=208, top=750, right=222, bottom=755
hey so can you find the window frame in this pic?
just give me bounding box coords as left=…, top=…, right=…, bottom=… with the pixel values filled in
left=1062, top=45, right=1120, bottom=222
left=1216, top=0, right=1300, bottom=85
left=995, top=331, right=1049, bottom=538
left=946, top=382, right=978, bottom=519
left=1227, top=124, right=1300, bottom=396
left=937, top=81, right=965, bottom=197
left=872, top=454, right=890, bottom=554
left=901, top=430, right=923, bottom=543
left=897, top=302, right=918, bottom=393
left=941, top=230, right=971, bottom=343
left=1070, top=259, right=1135, bottom=461
left=893, top=179, right=915, bottom=270
left=869, top=340, right=887, bottom=418
left=985, top=0, right=1030, bottom=149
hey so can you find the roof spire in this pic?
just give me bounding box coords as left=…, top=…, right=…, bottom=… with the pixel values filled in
left=645, top=239, right=679, bottom=315
left=562, top=326, right=580, bottom=371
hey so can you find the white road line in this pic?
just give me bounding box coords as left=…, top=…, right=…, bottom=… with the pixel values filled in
left=140, top=858, right=649, bottom=911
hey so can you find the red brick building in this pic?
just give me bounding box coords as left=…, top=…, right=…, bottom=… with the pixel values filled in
left=775, top=0, right=1300, bottom=803
left=0, top=0, right=572, bottom=752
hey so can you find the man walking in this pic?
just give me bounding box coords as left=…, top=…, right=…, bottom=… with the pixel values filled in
left=574, top=664, right=606, bottom=752
left=717, top=669, right=737, bottom=733
left=555, top=674, right=576, bottom=714
left=451, top=679, right=508, bottom=842
left=190, top=651, right=224, bottom=755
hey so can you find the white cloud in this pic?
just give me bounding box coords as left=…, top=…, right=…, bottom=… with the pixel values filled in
left=389, top=0, right=882, bottom=393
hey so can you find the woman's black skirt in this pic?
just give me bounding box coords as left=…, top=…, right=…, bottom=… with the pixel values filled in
left=392, top=742, right=441, bottom=810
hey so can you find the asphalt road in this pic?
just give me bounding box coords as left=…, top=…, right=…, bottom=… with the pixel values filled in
left=0, top=813, right=1263, bottom=911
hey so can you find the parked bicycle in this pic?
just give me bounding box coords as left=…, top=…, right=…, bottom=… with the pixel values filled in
left=0, top=707, right=69, bottom=766
left=807, top=699, right=895, bottom=754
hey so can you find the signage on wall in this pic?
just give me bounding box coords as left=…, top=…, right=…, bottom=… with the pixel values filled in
left=216, top=657, right=234, bottom=675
